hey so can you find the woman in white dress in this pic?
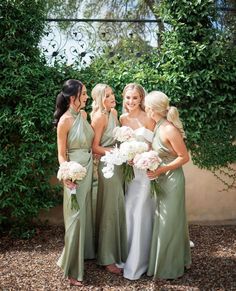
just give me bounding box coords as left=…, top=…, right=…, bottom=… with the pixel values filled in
left=120, top=83, right=156, bottom=280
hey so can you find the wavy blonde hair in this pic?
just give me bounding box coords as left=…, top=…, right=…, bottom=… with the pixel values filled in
left=122, top=83, right=146, bottom=112
left=145, top=91, right=186, bottom=138
left=90, top=83, right=110, bottom=119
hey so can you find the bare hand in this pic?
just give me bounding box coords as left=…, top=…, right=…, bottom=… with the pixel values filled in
left=147, top=167, right=164, bottom=180
left=63, top=179, right=76, bottom=190
left=146, top=170, right=158, bottom=180
left=93, top=154, right=101, bottom=160
left=128, top=160, right=134, bottom=166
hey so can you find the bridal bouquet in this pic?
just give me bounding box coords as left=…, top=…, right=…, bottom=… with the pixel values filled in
left=113, top=126, right=135, bottom=142
left=133, top=150, right=162, bottom=196
left=101, top=140, right=149, bottom=181
left=119, top=140, right=149, bottom=161
left=101, top=146, right=127, bottom=178
left=57, top=161, right=87, bottom=210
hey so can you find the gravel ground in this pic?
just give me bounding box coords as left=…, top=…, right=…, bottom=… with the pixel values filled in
left=0, top=224, right=235, bottom=291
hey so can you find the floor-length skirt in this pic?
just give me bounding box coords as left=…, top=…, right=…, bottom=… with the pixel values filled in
left=147, top=168, right=191, bottom=279
left=123, top=168, right=155, bottom=280
left=95, top=162, right=128, bottom=265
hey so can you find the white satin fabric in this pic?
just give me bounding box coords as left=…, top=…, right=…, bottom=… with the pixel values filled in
left=123, top=128, right=155, bottom=280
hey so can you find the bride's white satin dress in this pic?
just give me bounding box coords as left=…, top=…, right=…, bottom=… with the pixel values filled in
left=123, top=127, right=155, bottom=280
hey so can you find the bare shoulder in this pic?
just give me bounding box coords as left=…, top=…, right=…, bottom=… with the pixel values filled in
left=164, top=122, right=181, bottom=138
left=58, top=112, right=73, bottom=128
left=80, top=110, right=87, bottom=120
left=57, top=113, right=73, bottom=135
left=91, top=111, right=107, bottom=126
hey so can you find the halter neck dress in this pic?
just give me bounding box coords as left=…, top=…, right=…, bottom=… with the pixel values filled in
left=95, top=111, right=128, bottom=266
left=57, top=108, right=95, bottom=281
left=147, top=119, right=191, bottom=279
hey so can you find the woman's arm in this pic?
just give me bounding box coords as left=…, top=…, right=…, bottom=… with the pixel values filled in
left=91, top=113, right=112, bottom=155
left=57, top=116, right=71, bottom=164
left=144, top=113, right=156, bottom=132
left=147, top=125, right=189, bottom=179
left=57, top=115, right=76, bottom=189
left=119, top=114, right=127, bottom=126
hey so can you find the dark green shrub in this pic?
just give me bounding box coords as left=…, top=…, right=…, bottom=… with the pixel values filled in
left=156, top=0, right=236, bottom=175
left=0, top=1, right=67, bottom=237
left=79, top=0, right=236, bottom=189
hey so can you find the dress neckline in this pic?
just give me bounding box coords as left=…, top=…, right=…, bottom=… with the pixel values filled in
left=155, top=118, right=165, bottom=130
left=69, top=106, right=80, bottom=118
left=134, top=127, right=153, bottom=134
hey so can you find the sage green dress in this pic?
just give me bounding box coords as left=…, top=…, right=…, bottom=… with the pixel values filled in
left=57, top=108, right=95, bottom=281
left=147, top=119, right=191, bottom=280
left=96, top=112, right=128, bottom=265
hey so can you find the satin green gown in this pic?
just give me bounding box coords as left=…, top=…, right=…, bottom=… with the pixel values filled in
left=147, top=119, right=191, bottom=280
left=96, top=112, right=128, bottom=266
left=57, top=108, right=95, bottom=281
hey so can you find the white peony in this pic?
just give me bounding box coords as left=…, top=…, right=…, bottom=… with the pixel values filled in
left=113, top=126, right=135, bottom=142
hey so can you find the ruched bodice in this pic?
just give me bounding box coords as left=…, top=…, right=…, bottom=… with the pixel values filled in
left=67, top=108, right=94, bottom=167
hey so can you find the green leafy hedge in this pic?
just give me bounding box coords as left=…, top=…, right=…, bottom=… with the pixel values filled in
left=0, top=1, right=66, bottom=237
left=78, top=0, right=236, bottom=188
left=1, top=0, right=235, bottom=236
left=79, top=0, right=236, bottom=185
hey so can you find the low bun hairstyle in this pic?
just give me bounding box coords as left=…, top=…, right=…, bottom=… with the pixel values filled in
left=122, top=83, right=146, bottom=112
left=53, top=79, right=83, bottom=127
left=145, top=91, right=186, bottom=138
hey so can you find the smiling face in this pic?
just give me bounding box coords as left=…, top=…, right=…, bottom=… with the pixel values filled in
left=103, top=87, right=116, bottom=111
left=123, top=88, right=142, bottom=113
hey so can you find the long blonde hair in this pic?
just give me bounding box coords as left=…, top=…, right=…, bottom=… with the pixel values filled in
left=122, top=83, right=146, bottom=112
left=90, top=83, right=110, bottom=119
left=145, top=91, right=186, bottom=138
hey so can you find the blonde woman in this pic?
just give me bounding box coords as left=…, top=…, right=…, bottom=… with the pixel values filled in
left=91, top=84, right=127, bottom=275
left=120, top=83, right=155, bottom=280
left=145, top=91, right=191, bottom=280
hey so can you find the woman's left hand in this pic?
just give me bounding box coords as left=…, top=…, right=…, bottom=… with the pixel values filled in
left=147, top=167, right=164, bottom=180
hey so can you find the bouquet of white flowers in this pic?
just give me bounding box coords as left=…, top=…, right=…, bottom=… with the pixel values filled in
left=113, top=126, right=135, bottom=142
left=57, top=161, right=87, bottom=210
left=101, top=146, right=127, bottom=178
left=101, top=140, right=149, bottom=180
left=119, top=140, right=149, bottom=182
left=119, top=140, right=149, bottom=161
left=133, top=150, right=162, bottom=196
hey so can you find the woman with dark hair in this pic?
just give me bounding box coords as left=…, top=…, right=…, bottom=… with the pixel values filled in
left=54, top=79, right=95, bottom=286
